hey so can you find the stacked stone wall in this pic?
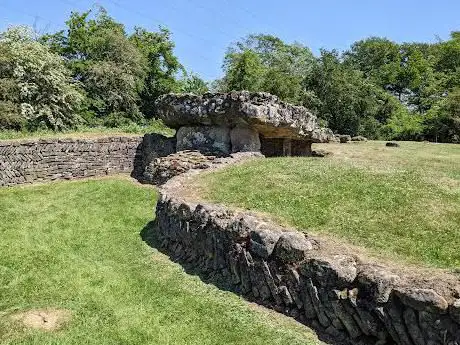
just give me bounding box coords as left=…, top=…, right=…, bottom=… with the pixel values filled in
left=0, top=136, right=144, bottom=186
left=152, top=155, right=460, bottom=345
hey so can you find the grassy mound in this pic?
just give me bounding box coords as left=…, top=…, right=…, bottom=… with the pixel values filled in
left=0, top=179, right=321, bottom=345
left=195, top=141, right=460, bottom=269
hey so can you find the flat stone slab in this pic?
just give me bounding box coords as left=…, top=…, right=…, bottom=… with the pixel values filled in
left=155, top=91, right=333, bottom=142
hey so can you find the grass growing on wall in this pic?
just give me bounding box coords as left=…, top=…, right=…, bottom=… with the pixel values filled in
left=194, top=141, right=460, bottom=269
left=0, top=178, right=322, bottom=345
left=0, top=120, right=174, bottom=141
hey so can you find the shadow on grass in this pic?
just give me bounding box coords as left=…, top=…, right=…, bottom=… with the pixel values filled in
left=140, top=221, right=341, bottom=345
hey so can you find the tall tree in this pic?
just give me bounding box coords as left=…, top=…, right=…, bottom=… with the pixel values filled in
left=42, top=8, right=183, bottom=125
left=435, top=32, right=460, bottom=90
left=307, top=49, right=407, bottom=137
left=42, top=9, right=147, bottom=125
left=0, top=26, right=82, bottom=130
left=222, top=49, right=264, bottom=92
left=130, top=27, right=182, bottom=117
left=179, top=72, right=209, bottom=94
left=424, top=88, right=460, bottom=142
left=221, top=34, right=316, bottom=104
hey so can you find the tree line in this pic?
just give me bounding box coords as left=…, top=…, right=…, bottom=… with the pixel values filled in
left=1, top=8, right=459, bottom=142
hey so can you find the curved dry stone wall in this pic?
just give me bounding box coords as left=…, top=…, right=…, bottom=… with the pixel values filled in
left=0, top=136, right=145, bottom=186
left=150, top=153, right=460, bottom=345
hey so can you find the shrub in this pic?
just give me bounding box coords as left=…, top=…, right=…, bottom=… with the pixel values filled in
left=0, top=26, right=83, bottom=130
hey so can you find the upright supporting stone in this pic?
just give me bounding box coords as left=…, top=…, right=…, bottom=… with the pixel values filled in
left=292, top=140, right=312, bottom=156
left=306, top=142, right=312, bottom=156
left=176, top=126, right=231, bottom=155
left=260, top=137, right=284, bottom=157
left=283, top=138, right=292, bottom=156
left=230, top=126, right=261, bottom=152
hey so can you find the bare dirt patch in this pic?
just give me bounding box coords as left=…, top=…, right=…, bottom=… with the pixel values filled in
left=10, top=308, right=71, bottom=331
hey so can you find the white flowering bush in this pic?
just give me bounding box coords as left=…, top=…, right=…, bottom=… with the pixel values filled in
left=0, top=26, right=83, bottom=130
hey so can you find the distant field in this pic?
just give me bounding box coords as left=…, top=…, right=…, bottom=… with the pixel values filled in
left=0, top=121, right=174, bottom=141
left=0, top=179, right=321, bottom=345
left=194, top=141, right=460, bottom=269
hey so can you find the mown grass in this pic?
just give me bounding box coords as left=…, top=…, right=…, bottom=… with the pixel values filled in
left=0, top=120, right=174, bottom=141
left=0, top=179, right=321, bottom=345
left=195, top=141, right=460, bottom=269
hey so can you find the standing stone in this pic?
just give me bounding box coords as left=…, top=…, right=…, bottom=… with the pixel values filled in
left=291, top=140, right=313, bottom=156
left=141, top=133, right=176, bottom=170
left=451, top=299, right=460, bottom=324
left=230, top=126, right=261, bottom=152
left=306, top=278, right=331, bottom=327
left=403, top=308, right=426, bottom=345
left=282, top=139, right=292, bottom=156
left=176, top=126, right=231, bottom=155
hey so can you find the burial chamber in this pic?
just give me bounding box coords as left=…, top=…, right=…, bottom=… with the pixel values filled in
left=155, top=91, right=333, bottom=157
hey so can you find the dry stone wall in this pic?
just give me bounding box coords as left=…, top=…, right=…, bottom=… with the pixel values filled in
left=0, top=136, right=144, bottom=186
left=151, top=154, right=460, bottom=345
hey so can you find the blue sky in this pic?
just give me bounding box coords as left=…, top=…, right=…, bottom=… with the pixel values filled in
left=1, top=0, right=459, bottom=80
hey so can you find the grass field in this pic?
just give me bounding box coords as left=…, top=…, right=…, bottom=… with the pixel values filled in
left=0, top=120, right=174, bottom=141
left=0, top=179, right=321, bottom=345
left=194, top=141, right=460, bottom=269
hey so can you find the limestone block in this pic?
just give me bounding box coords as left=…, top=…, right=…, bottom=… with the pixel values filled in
left=249, top=225, right=282, bottom=259
left=230, top=126, right=261, bottom=153
left=300, top=255, right=357, bottom=288
left=337, top=135, right=351, bottom=143
left=396, top=288, right=449, bottom=314
left=274, top=232, right=315, bottom=263
left=176, top=126, right=231, bottom=155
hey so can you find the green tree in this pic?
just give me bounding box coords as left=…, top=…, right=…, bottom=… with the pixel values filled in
left=307, top=50, right=407, bottom=138
left=383, top=109, right=425, bottom=140
left=222, top=49, right=264, bottom=92
left=0, top=40, right=21, bottom=129
left=179, top=72, right=209, bottom=94
left=345, top=38, right=440, bottom=106
left=424, top=88, right=460, bottom=142
left=221, top=34, right=316, bottom=104
left=0, top=26, right=82, bottom=130
left=130, top=27, right=182, bottom=116
left=42, top=9, right=147, bottom=125
left=434, top=32, right=460, bottom=90
left=344, top=37, right=401, bottom=87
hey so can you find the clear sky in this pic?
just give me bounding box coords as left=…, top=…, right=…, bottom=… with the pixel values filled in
left=1, top=0, right=459, bottom=81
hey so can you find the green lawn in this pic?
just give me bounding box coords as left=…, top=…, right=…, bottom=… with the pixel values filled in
left=0, top=120, right=173, bottom=141
left=194, top=141, right=460, bottom=269
left=0, top=179, right=321, bottom=345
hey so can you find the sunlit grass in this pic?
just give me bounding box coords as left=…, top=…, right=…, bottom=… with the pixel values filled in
left=0, top=120, right=174, bottom=141
left=0, top=179, right=321, bottom=345
left=195, top=141, right=460, bottom=269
